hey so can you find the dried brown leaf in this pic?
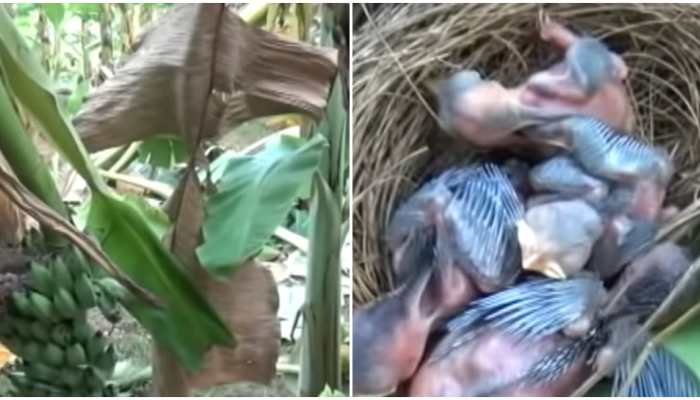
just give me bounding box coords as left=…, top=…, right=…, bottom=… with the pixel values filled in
left=153, top=260, right=280, bottom=394
left=75, top=4, right=337, bottom=152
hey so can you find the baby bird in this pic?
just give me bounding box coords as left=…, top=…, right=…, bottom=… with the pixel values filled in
left=352, top=258, right=474, bottom=396
left=522, top=19, right=635, bottom=132
left=528, top=156, right=610, bottom=205
left=385, top=176, right=452, bottom=285
left=613, top=345, right=700, bottom=397
left=355, top=164, right=525, bottom=396
left=437, top=21, right=633, bottom=149
left=386, top=163, right=525, bottom=291
left=517, top=199, right=604, bottom=278
left=524, top=116, right=673, bottom=221
left=598, top=317, right=700, bottom=397
left=410, top=277, right=607, bottom=396
left=527, top=157, right=659, bottom=279
left=600, top=241, right=690, bottom=321
left=445, top=277, right=606, bottom=343
left=442, top=163, right=524, bottom=292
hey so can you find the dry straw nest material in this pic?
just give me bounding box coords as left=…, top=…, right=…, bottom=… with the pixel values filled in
left=353, top=3, right=700, bottom=305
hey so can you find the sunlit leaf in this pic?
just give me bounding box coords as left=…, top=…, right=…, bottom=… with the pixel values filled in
left=319, top=384, right=346, bottom=397
left=197, top=135, right=327, bottom=273
left=68, top=3, right=100, bottom=17
left=66, top=76, right=89, bottom=115
left=42, top=4, right=65, bottom=29
left=14, top=3, right=37, bottom=16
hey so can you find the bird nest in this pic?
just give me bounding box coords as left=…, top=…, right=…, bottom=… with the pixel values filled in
left=353, top=3, right=700, bottom=306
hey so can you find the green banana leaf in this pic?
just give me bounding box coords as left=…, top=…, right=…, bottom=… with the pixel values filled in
left=138, top=137, right=188, bottom=169
left=319, top=384, right=346, bottom=397
left=197, top=134, right=327, bottom=273
left=0, top=73, right=68, bottom=237
left=73, top=193, right=170, bottom=241
left=323, top=75, right=348, bottom=200
left=41, top=4, right=65, bottom=30
left=300, top=11, right=348, bottom=393
left=299, top=171, right=342, bottom=395
left=87, top=191, right=234, bottom=368
left=663, top=312, right=700, bottom=378
left=0, top=7, right=232, bottom=370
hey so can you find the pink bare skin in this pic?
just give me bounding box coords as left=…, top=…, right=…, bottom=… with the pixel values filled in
left=440, top=20, right=634, bottom=148
left=409, top=329, right=589, bottom=396
left=521, top=20, right=634, bottom=132
left=352, top=261, right=478, bottom=396
left=499, top=358, right=591, bottom=397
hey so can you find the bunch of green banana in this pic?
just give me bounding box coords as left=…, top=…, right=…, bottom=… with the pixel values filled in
left=1, top=249, right=122, bottom=396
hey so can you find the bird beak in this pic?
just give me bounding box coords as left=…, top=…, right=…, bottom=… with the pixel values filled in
left=523, top=254, right=567, bottom=279
left=517, top=220, right=567, bottom=279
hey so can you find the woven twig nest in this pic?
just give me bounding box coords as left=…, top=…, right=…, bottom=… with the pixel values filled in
left=353, top=4, right=700, bottom=306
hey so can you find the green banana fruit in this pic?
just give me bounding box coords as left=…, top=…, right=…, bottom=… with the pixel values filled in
left=95, top=287, right=120, bottom=323
left=68, top=388, right=87, bottom=397
left=96, top=344, right=117, bottom=376
left=12, top=317, right=32, bottom=339
left=52, top=257, right=74, bottom=290
left=60, top=367, right=83, bottom=388
left=30, top=320, right=50, bottom=342
left=21, top=341, right=40, bottom=362
left=50, top=322, right=72, bottom=346
left=65, top=249, right=88, bottom=278
left=25, top=361, right=55, bottom=382
left=86, top=332, right=107, bottom=363
left=53, top=287, right=80, bottom=318
left=73, top=273, right=96, bottom=309
left=11, top=339, right=26, bottom=358
left=28, top=291, right=54, bottom=320
left=71, top=318, right=93, bottom=342
left=11, top=291, right=33, bottom=317
left=0, top=321, right=12, bottom=337
left=66, top=342, right=87, bottom=365
left=29, top=261, right=54, bottom=295
left=96, top=277, right=129, bottom=301
left=83, top=367, right=105, bottom=392
left=6, top=371, right=29, bottom=390
left=42, top=342, right=65, bottom=366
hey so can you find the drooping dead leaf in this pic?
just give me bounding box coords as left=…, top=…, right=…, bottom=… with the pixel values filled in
left=153, top=260, right=280, bottom=394
left=74, top=4, right=338, bottom=152
left=157, top=163, right=280, bottom=394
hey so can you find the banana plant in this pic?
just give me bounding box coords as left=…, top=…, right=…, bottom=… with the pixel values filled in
left=9, top=4, right=337, bottom=394
left=0, top=6, right=232, bottom=370
left=299, top=4, right=349, bottom=396
left=3, top=3, right=339, bottom=395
